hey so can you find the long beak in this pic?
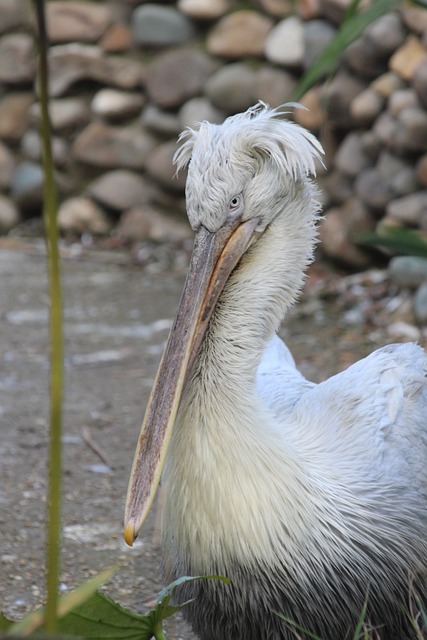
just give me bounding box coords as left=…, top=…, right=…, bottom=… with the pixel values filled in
left=124, top=215, right=260, bottom=545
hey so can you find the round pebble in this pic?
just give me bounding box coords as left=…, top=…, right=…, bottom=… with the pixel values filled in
left=264, top=16, right=304, bottom=67
left=389, top=256, right=427, bottom=289
left=414, top=281, right=427, bottom=322
left=205, top=63, right=256, bottom=113
left=132, top=4, right=196, bottom=47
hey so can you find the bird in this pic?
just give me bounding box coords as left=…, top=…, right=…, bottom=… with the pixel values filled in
left=124, top=103, right=427, bottom=639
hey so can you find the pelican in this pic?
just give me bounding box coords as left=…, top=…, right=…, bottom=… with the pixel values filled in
left=124, top=103, right=427, bottom=639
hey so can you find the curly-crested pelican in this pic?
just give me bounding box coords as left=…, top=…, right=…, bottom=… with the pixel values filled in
left=124, top=103, right=427, bottom=639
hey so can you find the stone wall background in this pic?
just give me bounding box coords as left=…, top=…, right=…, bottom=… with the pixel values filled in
left=2, top=0, right=427, bottom=268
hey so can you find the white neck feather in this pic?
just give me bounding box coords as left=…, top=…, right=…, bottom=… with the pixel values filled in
left=162, top=179, right=324, bottom=572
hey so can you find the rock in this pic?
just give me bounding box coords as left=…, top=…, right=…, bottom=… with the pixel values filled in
left=21, top=130, right=70, bottom=167
left=91, top=89, right=145, bottom=120
left=343, top=13, right=406, bottom=78
left=254, top=67, right=297, bottom=108
left=178, top=0, right=230, bottom=20
left=385, top=191, right=427, bottom=226
left=0, top=93, right=33, bottom=141
left=0, top=33, right=34, bottom=84
left=401, top=6, right=427, bottom=36
left=100, top=23, right=133, bottom=53
left=102, top=54, right=146, bottom=89
left=30, top=98, right=90, bottom=131
left=323, top=72, right=366, bottom=128
left=350, top=88, right=384, bottom=127
left=416, top=154, right=427, bottom=186
left=178, top=97, right=225, bottom=129
left=73, top=122, right=156, bottom=169
left=319, top=170, right=353, bottom=206
left=360, top=131, right=381, bottom=163
left=355, top=168, right=396, bottom=212
left=319, top=199, right=376, bottom=269
left=205, top=63, right=256, bottom=113
left=413, top=60, right=427, bottom=108
left=387, top=320, right=421, bottom=341
left=11, top=162, right=44, bottom=208
left=297, top=0, right=322, bottom=20
left=132, top=4, right=196, bottom=47
left=371, top=72, right=404, bottom=98
left=0, top=195, right=20, bottom=232
left=207, top=11, right=273, bottom=58
left=146, top=49, right=213, bottom=109
left=58, top=197, right=112, bottom=236
left=117, top=205, right=191, bottom=242
left=389, top=256, right=427, bottom=289
left=293, top=87, right=325, bottom=130
left=414, top=282, right=427, bottom=323
left=87, top=170, right=157, bottom=211
left=365, top=13, right=406, bottom=58
left=0, top=142, right=16, bottom=189
left=256, top=0, right=299, bottom=19
left=140, top=105, right=181, bottom=136
left=0, top=0, right=32, bottom=34
left=377, top=151, right=418, bottom=197
left=48, top=44, right=143, bottom=97
left=343, top=37, right=388, bottom=80
left=303, top=19, right=336, bottom=69
left=389, top=36, right=427, bottom=81
left=372, top=112, right=398, bottom=149
left=395, top=107, right=427, bottom=152
left=264, top=16, right=304, bottom=67
left=145, top=142, right=187, bottom=192
left=318, top=0, right=349, bottom=25
left=257, top=0, right=293, bottom=18
left=388, top=88, right=420, bottom=117
left=334, top=132, right=371, bottom=178
left=46, top=2, right=112, bottom=43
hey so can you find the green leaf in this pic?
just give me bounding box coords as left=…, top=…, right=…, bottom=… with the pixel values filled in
left=292, top=0, right=401, bottom=100
left=351, top=590, right=368, bottom=639
left=358, top=227, right=427, bottom=258
left=57, top=574, right=229, bottom=640
left=146, top=575, right=231, bottom=640
left=0, top=611, right=13, bottom=630
left=273, top=611, right=323, bottom=640
left=58, top=592, right=154, bottom=640
left=8, top=567, right=117, bottom=637
left=7, top=574, right=230, bottom=640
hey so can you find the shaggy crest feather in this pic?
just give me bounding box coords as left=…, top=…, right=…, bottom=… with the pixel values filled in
left=173, top=102, right=324, bottom=181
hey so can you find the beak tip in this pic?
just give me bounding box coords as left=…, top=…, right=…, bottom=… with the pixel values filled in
left=124, top=521, right=136, bottom=547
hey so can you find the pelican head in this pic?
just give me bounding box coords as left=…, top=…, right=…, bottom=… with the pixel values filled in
left=124, top=103, right=323, bottom=545
left=176, top=102, right=322, bottom=234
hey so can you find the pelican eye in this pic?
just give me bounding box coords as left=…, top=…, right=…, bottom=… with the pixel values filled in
left=228, top=194, right=242, bottom=212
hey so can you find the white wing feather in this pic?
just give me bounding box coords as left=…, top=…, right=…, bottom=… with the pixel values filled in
left=257, top=337, right=427, bottom=495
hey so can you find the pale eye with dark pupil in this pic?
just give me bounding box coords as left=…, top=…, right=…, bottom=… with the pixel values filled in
left=229, top=196, right=240, bottom=209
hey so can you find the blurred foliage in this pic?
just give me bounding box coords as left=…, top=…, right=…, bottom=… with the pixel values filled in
left=360, top=227, right=427, bottom=258
left=292, top=0, right=402, bottom=101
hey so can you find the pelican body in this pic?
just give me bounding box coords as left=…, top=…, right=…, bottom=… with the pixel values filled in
left=125, top=104, right=427, bottom=639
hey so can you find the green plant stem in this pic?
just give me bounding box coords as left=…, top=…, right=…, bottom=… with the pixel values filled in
left=154, top=623, right=167, bottom=640
left=33, top=0, right=63, bottom=633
